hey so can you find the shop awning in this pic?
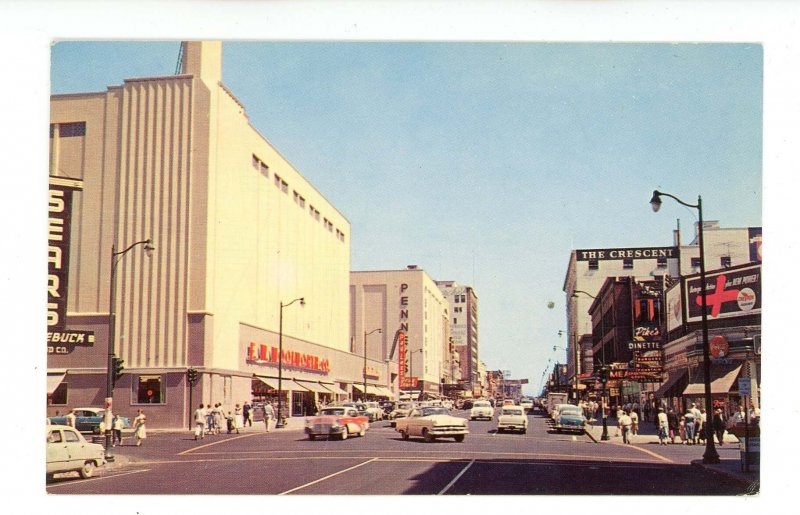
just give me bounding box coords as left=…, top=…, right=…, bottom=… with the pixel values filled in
left=47, top=370, right=66, bottom=395
left=253, top=375, right=279, bottom=389
left=371, top=386, right=395, bottom=398
left=295, top=380, right=329, bottom=394
left=683, top=365, right=743, bottom=396
left=290, top=380, right=311, bottom=392
left=320, top=382, right=348, bottom=395
left=655, top=370, right=688, bottom=398
left=351, top=383, right=364, bottom=393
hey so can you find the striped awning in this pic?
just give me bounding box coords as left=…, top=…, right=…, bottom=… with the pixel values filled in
left=320, top=382, right=348, bottom=395
left=683, top=365, right=743, bottom=396
left=47, top=370, right=67, bottom=395
left=253, top=375, right=279, bottom=389
left=295, top=380, right=329, bottom=394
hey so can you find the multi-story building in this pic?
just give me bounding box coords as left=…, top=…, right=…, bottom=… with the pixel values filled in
left=436, top=281, right=479, bottom=396
left=351, top=267, right=450, bottom=399
left=47, top=41, right=367, bottom=429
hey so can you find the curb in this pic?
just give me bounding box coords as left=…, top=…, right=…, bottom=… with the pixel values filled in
left=690, top=459, right=760, bottom=489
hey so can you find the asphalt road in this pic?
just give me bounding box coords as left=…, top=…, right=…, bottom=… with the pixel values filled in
left=46, top=409, right=752, bottom=495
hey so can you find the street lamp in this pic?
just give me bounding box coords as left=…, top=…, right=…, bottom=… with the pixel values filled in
left=650, top=189, right=719, bottom=464
left=277, top=297, right=305, bottom=429
left=363, top=328, right=382, bottom=401
left=572, top=290, right=609, bottom=440
left=556, top=330, right=581, bottom=402
left=106, top=238, right=154, bottom=461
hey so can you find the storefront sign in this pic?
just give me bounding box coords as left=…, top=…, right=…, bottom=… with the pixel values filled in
left=685, top=264, right=761, bottom=323
left=246, top=343, right=330, bottom=374
left=748, top=227, right=762, bottom=263
left=710, top=335, right=729, bottom=359
left=363, top=366, right=380, bottom=380
left=576, top=246, right=677, bottom=261
left=47, top=177, right=95, bottom=354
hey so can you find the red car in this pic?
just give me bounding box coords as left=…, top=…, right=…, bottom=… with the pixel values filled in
left=304, top=407, right=369, bottom=440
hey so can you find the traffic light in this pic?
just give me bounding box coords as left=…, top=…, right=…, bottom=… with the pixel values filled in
left=111, top=356, right=125, bottom=387
left=187, top=368, right=198, bottom=386
left=599, top=366, right=608, bottom=385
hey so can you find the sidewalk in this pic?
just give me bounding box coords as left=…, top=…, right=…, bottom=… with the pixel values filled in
left=583, top=418, right=759, bottom=488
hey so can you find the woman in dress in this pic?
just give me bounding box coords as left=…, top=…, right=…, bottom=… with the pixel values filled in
left=133, top=409, right=147, bottom=446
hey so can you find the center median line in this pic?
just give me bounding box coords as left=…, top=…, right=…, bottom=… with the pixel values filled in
left=278, top=457, right=379, bottom=495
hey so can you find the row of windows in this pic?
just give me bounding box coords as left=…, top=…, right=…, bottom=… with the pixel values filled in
left=49, top=122, right=87, bottom=138
left=691, top=256, right=732, bottom=268
left=48, top=375, right=166, bottom=406
left=588, top=257, right=669, bottom=270
left=252, top=153, right=346, bottom=243
left=453, top=294, right=467, bottom=303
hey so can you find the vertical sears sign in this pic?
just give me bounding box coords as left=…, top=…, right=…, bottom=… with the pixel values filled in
left=48, top=177, right=94, bottom=353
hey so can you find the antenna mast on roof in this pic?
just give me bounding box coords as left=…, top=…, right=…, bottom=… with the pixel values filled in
left=174, top=42, right=184, bottom=74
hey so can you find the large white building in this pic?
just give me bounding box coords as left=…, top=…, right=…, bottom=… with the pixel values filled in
left=436, top=281, right=479, bottom=396
left=47, top=42, right=371, bottom=428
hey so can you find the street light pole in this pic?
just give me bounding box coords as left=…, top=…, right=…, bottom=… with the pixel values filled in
left=277, top=297, right=304, bottom=429
left=363, top=328, right=382, bottom=401
left=106, top=238, right=154, bottom=462
left=650, top=190, right=719, bottom=464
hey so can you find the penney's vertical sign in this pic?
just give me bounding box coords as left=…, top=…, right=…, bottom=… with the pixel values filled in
left=48, top=177, right=94, bottom=353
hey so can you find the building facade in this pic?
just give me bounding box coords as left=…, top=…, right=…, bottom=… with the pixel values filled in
left=436, top=281, right=479, bottom=396
left=47, top=42, right=369, bottom=428
left=351, top=267, right=450, bottom=399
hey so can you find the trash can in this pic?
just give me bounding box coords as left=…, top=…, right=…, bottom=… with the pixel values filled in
left=739, top=436, right=760, bottom=472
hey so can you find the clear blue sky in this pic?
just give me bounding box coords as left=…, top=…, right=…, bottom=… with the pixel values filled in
left=50, top=41, right=763, bottom=395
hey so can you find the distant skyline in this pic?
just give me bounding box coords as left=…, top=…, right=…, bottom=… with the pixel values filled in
left=50, top=41, right=762, bottom=394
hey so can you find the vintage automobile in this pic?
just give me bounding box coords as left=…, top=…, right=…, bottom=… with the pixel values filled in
left=46, top=424, right=106, bottom=480
left=395, top=406, right=469, bottom=442
left=554, top=405, right=586, bottom=434
left=48, top=408, right=130, bottom=434
left=497, top=405, right=528, bottom=434
left=304, top=407, right=369, bottom=440
left=519, top=399, right=534, bottom=412
left=364, top=401, right=384, bottom=422
left=469, top=400, right=494, bottom=421
left=388, top=402, right=416, bottom=422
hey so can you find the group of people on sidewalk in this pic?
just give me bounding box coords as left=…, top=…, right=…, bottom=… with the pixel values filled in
left=97, top=409, right=147, bottom=447
left=193, top=401, right=275, bottom=440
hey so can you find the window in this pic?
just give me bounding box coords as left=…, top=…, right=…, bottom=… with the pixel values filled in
left=64, top=430, right=80, bottom=443
left=260, top=162, right=269, bottom=178
left=252, top=154, right=260, bottom=169
left=49, top=382, right=68, bottom=406
left=721, top=256, right=732, bottom=268
left=50, top=122, right=86, bottom=138
left=588, top=259, right=599, bottom=270
left=136, top=375, right=165, bottom=404
left=293, top=191, right=305, bottom=208
left=454, top=318, right=458, bottom=324
left=691, top=257, right=701, bottom=268
left=657, top=256, right=668, bottom=268
left=623, top=258, right=634, bottom=269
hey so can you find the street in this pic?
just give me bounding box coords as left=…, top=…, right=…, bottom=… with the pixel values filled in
left=46, top=409, right=753, bottom=495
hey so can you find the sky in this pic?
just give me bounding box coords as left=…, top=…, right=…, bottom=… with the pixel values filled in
left=49, top=40, right=763, bottom=395
left=4, top=2, right=799, bottom=509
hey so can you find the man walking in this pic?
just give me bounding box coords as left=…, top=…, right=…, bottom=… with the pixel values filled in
left=112, top=413, right=124, bottom=447
left=667, top=408, right=679, bottom=444
left=683, top=407, right=696, bottom=444
left=712, top=408, right=727, bottom=446
left=263, top=402, right=275, bottom=432
left=193, top=403, right=207, bottom=440
left=657, top=407, right=669, bottom=445
left=619, top=410, right=633, bottom=444
left=243, top=401, right=252, bottom=427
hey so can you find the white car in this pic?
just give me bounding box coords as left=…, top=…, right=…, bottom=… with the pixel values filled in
left=364, top=402, right=384, bottom=421
left=395, top=406, right=469, bottom=442
left=520, top=399, right=534, bottom=412
left=497, top=406, right=528, bottom=434
left=47, top=424, right=106, bottom=480
left=470, top=400, right=494, bottom=421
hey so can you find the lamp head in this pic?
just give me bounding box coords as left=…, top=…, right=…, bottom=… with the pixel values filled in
left=144, top=239, right=155, bottom=257
left=649, top=190, right=663, bottom=212
left=299, top=298, right=305, bottom=306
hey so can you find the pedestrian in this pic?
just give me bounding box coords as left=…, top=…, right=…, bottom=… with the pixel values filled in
left=696, top=408, right=707, bottom=443
left=226, top=411, right=235, bottom=434
left=263, top=402, right=275, bottom=432
left=206, top=404, right=215, bottom=434
left=683, top=408, right=696, bottom=445
left=234, top=403, right=243, bottom=431
left=712, top=408, right=727, bottom=446
left=657, top=407, right=669, bottom=445
left=98, top=418, right=106, bottom=438
left=619, top=410, right=633, bottom=444
left=213, top=403, right=224, bottom=434
left=679, top=415, right=688, bottom=444
left=615, top=406, right=623, bottom=437
left=193, top=403, right=206, bottom=440
left=112, top=413, right=124, bottom=446
left=689, top=403, right=702, bottom=443
left=133, top=409, right=147, bottom=446
left=667, top=408, right=679, bottom=444
left=65, top=409, right=76, bottom=428
left=243, top=401, right=252, bottom=427
left=630, top=408, right=639, bottom=435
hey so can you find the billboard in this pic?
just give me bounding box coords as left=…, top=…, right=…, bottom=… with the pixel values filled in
left=665, top=281, right=684, bottom=332
left=685, top=263, right=761, bottom=323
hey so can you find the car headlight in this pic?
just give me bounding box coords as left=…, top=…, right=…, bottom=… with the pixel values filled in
left=331, top=418, right=343, bottom=428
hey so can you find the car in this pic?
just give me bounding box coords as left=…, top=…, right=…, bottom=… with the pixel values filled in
left=550, top=403, right=572, bottom=421
left=47, top=424, right=106, bottom=480
left=470, top=400, right=494, bottom=420
left=502, top=399, right=515, bottom=407
left=395, top=406, right=469, bottom=442
left=497, top=406, right=528, bottom=434
left=520, top=399, right=534, bottom=412
left=379, top=400, right=397, bottom=418
left=48, top=408, right=130, bottom=434
left=304, top=407, right=370, bottom=440
left=364, top=402, right=384, bottom=421
left=388, top=402, right=416, bottom=421
left=554, top=405, right=586, bottom=434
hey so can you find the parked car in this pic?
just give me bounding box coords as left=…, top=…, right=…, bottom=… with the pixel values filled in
left=554, top=405, right=586, bottom=434
left=497, top=405, right=528, bottom=434
left=48, top=408, right=130, bottom=434
left=470, top=400, right=494, bottom=421
left=364, top=402, right=384, bottom=421
left=46, top=424, right=106, bottom=480
left=388, top=402, right=415, bottom=421
left=395, top=406, right=469, bottom=442
left=304, top=407, right=369, bottom=440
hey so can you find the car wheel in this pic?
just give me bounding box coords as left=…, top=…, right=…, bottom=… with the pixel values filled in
left=400, top=430, right=409, bottom=440
left=470, top=417, right=475, bottom=421
left=308, top=434, right=316, bottom=441
left=46, top=473, right=54, bottom=482
left=454, top=435, right=465, bottom=443
left=79, top=461, right=95, bottom=479
left=340, top=427, right=349, bottom=440
left=359, top=425, right=366, bottom=437
left=422, top=428, right=434, bottom=443
left=522, top=428, right=527, bottom=434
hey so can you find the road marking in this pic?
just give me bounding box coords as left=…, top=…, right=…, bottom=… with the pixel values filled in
left=46, top=468, right=150, bottom=488
left=176, top=432, right=260, bottom=455
left=603, top=441, right=674, bottom=463
left=278, top=458, right=378, bottom=495
left=438, top=459, right=475, bottom=495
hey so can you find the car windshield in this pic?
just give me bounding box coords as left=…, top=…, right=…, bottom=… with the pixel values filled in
left=561, top=407, right=582, bottom=414
left=473, top=402, right=490, bottom=407
left=319, top=408, right=345, bottom=416
left=420, top=407, right=449, bottom=417
left=503, top=409, right=523, bottom=416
